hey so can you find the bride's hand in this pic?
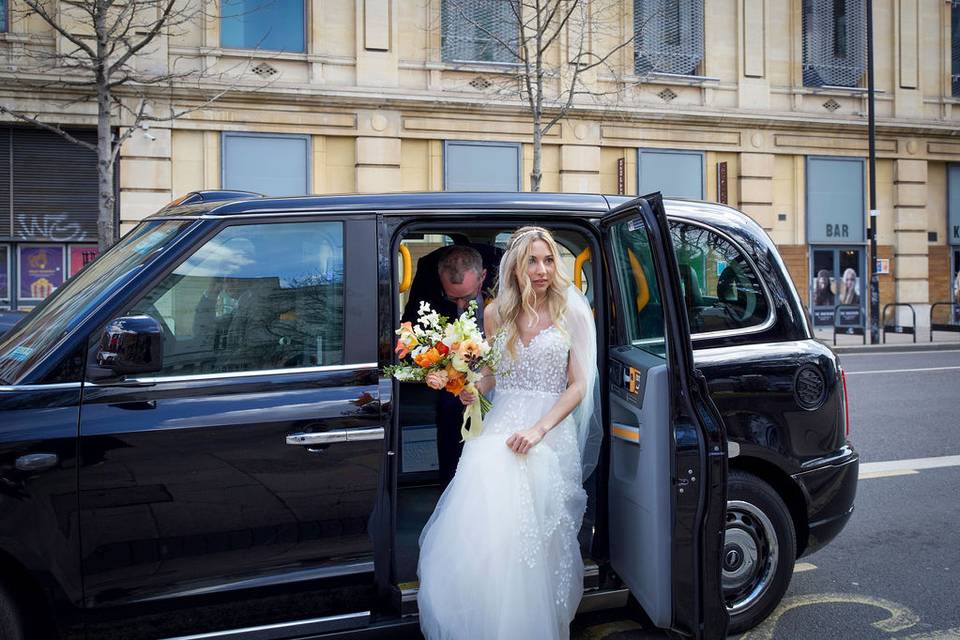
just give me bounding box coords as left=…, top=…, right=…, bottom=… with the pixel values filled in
left=506, top=426, right=545, bottom=455
left=458, top=389, right=476, bottom=405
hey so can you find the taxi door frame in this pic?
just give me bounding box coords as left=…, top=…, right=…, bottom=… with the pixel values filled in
left=600, top=192, right=729, bottom=639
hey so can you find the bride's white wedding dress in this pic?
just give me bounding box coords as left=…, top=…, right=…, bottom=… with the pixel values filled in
left=417, top=325, right=588, bottom=640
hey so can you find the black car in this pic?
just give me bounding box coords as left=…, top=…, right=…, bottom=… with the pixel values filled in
left=0, top=191, right=857, bottom=640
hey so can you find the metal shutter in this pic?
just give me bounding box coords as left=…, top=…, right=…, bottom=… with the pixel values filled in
left=11, top=127, right=99, bottom=243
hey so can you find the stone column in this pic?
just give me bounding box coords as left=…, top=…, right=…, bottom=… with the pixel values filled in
left=738, top=152, right=775, bottom=231
left=893, top=159, right=929, bottom=326
left=560, top=145, right=601, bottom=194
left=355, top=110, right=402, bottom=192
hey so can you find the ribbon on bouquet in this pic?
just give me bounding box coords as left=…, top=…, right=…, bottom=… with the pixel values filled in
left=460, top=382, right=484, bottom=442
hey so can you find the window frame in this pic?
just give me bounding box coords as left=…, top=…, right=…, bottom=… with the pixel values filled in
left=102, top=216, right=373, bottom=382
left=221, top=132, right=312, bottom=197
left=219, top=0, right=308, bottom=53
left=669, top=218, right=777, bottom=342
left=952, top=0, right=960, bottom=97
left=633, top=0, right=705, bottom=77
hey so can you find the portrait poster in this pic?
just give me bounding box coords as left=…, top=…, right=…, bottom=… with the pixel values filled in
left=0, top=245, right=8, bottom=302
left=19, top=245, right=64, bottom=301
left=69, top=245, right=100, bottom=277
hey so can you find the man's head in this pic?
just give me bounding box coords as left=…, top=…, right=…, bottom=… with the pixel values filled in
left=437, top=246, right=486, bottom=312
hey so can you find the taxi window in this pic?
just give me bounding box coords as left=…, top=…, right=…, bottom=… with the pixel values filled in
left=670, top=222, right=770, bottom=335
left=127, top=221, right=344, bottom=376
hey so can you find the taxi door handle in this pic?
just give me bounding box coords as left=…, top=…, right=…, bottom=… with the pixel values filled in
left=15, top=453, right=59, bottom=472
left=286, top=427, right=385, bottom=446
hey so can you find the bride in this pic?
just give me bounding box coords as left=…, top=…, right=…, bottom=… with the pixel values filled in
left=417, top=226, right=602, bottom=640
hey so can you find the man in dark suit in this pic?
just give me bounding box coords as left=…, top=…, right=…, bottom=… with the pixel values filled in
left=401, top=244, right=499, bottom=488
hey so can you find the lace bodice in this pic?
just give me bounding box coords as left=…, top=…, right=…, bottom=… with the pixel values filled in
left=494, top=325, right=570, bottom=395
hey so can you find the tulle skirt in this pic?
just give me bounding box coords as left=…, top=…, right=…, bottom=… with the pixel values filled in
left=417, top=390, right=588, bottom=640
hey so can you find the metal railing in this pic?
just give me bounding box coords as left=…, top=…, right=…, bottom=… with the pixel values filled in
left=930, top=302, right=960, bottom=342
left=881, top=303, right=916, bottom=344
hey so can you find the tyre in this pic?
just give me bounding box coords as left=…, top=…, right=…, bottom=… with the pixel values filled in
left=0, top=581, right=26, bottom=640
left=723, top=471, right=797, bottom=634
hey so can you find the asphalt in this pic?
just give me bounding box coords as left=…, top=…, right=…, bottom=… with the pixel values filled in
left=569, top=347, right=960, bottom=639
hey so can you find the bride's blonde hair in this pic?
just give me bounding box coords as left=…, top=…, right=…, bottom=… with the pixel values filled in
left=496, top=226, right=570, bottom=357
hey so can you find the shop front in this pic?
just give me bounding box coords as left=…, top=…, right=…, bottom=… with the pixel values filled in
left=806, top=156, right=867, bottom=329
left=0, top=126, right=101, bottom=311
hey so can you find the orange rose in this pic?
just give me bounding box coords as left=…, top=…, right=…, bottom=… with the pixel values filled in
left=414, top=347, right=442, bottom=368
left=445, top=372, right=466, bottom=396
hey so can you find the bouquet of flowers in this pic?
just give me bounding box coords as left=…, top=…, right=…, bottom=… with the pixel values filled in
left=385, top=300, right=497, bottom=440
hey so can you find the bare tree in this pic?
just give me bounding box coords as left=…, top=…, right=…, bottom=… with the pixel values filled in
left=440, top=0, right=642, bottom=191
left=0, top=0, right=248, bottom=250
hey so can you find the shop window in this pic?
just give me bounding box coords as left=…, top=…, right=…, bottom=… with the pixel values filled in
left=129, top=221, right=344, bottom=376
left=222, top=133, right=310, bottom=196
left=637, top=149, right=704, bottom=200
left=441, top=0, right=518, bottom=64
left=670, top=222, right=770, bottom=334
left=221, top=0, right=305, bottom=53
left=802, top=0, right=866, bottom=87
left=443, top=141, right=520, bottom=191
left=806, top=156, right=865, bottom=244
left=633, top=0, right=704, bottom=76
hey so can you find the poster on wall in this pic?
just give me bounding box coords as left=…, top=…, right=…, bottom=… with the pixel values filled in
left=0, top=246, right=9, bottom=304
left=19, top=245, right=64, bottom=301
left=69, top=245, right=100, bottom=277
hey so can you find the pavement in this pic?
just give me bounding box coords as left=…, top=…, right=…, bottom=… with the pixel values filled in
left=813, top=326, right=960, bottom=353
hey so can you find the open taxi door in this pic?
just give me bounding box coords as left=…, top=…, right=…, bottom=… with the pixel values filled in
left=600, top=193, right=729, bottom=639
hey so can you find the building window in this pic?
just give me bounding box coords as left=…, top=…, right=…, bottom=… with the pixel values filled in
left=0, top=0, right=7, bottom=33
left=221, top=0, right=305, bottom=53
left=443, top=141, right=521, bottom=191
left=633, top=0, right=704, bottom=76
left=441, top=0, right=518, bottom=64
left=952, top=1, right=960, bottom=97
left=802, top=0, right=866, bottom=87
left=222, top=133, right=310, bottom=196
left=129, top=221, right=345, bottom=376
left=637, top=149, right=704, bottom=199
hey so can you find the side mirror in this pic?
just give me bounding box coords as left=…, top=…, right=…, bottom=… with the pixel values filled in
left=95, top=315, right=163, bottom=377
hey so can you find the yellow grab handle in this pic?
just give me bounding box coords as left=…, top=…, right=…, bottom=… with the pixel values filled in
left=573, top=248, right=591, bottom=290
left=399, top=244, right=412, bottom=293
left=626, top=248, right=650, bottom=312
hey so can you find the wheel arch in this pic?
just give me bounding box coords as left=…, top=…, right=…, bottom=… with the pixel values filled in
left=0, top=545, right=60, bottom=637
left=728, top=456, right=809, bottom=556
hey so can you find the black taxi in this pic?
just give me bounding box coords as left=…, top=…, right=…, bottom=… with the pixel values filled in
left=0, top=191, right=858, bottom=640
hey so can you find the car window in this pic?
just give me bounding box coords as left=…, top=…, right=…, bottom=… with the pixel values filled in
left=128, top=221, right=344, bottom=376
left=670, top=222, right=769, bottom=335
left=607, top=217, right=665, bottom=356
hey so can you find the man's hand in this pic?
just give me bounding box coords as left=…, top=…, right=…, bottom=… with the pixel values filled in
left=506, top=425, right=546, bottom=455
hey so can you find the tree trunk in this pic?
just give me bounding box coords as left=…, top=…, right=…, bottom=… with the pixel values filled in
left=96, top=90, right=115, bottom=252
left=531, top=124, right=542, bottom=192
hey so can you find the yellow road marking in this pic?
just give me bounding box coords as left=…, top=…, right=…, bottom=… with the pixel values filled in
left=740, top=592, right=921, bottom=640
left=793, top=562, right=817, bottom=573
left=898, top=628, right=960, bottom=639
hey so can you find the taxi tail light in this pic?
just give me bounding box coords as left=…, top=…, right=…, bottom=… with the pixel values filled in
left=839, top=367, right=850, bottom=438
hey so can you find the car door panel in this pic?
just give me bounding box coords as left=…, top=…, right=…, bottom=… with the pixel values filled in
left=601, top=193, right=728, bottom=639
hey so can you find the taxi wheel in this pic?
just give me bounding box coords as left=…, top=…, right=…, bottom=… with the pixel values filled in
left=723, top=471, right=796, bottom=634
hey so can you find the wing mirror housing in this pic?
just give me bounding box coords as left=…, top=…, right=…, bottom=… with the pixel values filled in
left=93, top=315, right=164, bottom=377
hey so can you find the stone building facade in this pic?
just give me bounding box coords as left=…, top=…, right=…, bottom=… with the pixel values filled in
left=1, top=0, right=959, bottom=326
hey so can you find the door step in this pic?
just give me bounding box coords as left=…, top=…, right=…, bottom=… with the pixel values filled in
left=393, top=560, right=616, bottom=617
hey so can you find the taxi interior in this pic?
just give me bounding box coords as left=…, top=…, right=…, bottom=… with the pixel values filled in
left=391, top=223, right=604, bottom=587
